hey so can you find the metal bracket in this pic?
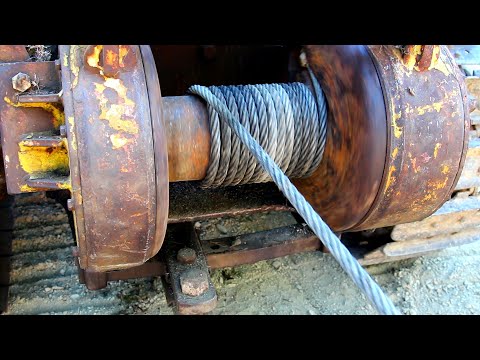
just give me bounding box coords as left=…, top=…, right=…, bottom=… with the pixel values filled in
left=163, top=223, right=217, bottom=315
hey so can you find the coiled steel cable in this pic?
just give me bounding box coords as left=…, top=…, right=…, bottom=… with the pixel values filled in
left=199, top=82, right=325, bottom=188
left=189, top=84, right=401, bottom=315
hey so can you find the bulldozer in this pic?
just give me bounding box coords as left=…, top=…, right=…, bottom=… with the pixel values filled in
left=0, top=45, right=478, bottom=314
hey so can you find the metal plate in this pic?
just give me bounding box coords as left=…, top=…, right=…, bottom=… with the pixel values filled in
left=0, top=61, right=62, bottom=194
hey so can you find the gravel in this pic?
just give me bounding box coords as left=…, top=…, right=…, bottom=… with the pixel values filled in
left=4, top=192, right=480, bottom=315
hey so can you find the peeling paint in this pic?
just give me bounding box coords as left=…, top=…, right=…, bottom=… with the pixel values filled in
left=441, top=164, right=449, bottom=175
left=416, top=101, right=443, bottom=115
left=18, top=143, right=69, bottom=174
left=110, top=134, right=132, bottom=149
left=429, top=56, right=452, bottom=77
left=384, top=165, right=396, bottom=193
left=69, top=46, right=81, bottom=89
left=93, top=77, right=138, bottom=135
left=434, top=143, right=442, bottom=159
left=119, top=46, right=129, bottom=67
left=392, top=147, right=399, bottom=159
left=392, top=110, right=402, bottom=138
left=68, top=116, right=77, bottom=151
left=20, top=184, right=38, bottom=192
left=4, top=97, right=65, bottom=128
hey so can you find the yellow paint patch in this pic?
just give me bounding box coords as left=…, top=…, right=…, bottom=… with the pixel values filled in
left=384, top=165, right=396, bottom=193
left=434, top=143, right=442, bottom=159
left=69, top=46, right=81, bottom=89
left=119, top=46, right=129, bottom=67
left=94, top=76, right=138, bottom=135
left=392, top=111, right=402, bottom=138
left=110, top=134, right=132, bottom=149
left=416, top=101, right=443, bottom=115
left=67, top=116, right=77, bottom=151
left=403, top=45, right=423, bottom=70
left=4, top=97, right=65, bottom=128
left=63, top=53, right=69, bottom=67
left=20, top=184, right=38, bottom=192
left=428, top=177, right=449, bottom=191
left=18, top=143, right=69, bottom=175
left=441, top=164, right=449, bottom=174
left=392, top=147, right=399, bottom=159
left=429, top=57, right=451, bottom=77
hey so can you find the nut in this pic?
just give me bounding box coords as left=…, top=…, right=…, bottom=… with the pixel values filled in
left=12, top=72, right=31, bottom=92
left=180, top=269, right=209, bottom=297
left=177, top=247, right=197, bottom=264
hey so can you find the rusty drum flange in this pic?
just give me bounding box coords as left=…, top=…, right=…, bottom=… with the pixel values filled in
left=59, top=45, right=168, bottom=272
left=293, top=45, right=469, bottom=232
left=353, top=45, right=469, bottom=230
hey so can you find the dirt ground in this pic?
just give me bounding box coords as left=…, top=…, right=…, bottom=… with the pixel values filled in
left=4, top=194, right=480, bottom=315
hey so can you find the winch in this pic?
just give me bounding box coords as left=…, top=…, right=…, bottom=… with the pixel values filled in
left=0, top=45, right=476, bottom=314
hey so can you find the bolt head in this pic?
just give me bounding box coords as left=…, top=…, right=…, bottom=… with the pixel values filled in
left=59, top=125, right=67, bottom=138
left=177, top=247, right=197, bottom=264
left=12, top=72, right=31, bottom=92
left=67, top=198, right=75, bottom=211
left=180, top=269, right=209, bottom=297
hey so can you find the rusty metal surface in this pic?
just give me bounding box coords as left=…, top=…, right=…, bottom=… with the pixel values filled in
left=0, top=46, right=29, bottom=63
left=293, top=45, right=387, bottom=232
left=402, top=45, right=440, bottom=72
left=353, top=45, right=469, bottom=230
left=0, top=61, right=63, bottom=194
left=18, top=93, right=62, bottom=103
left=168, top=182, right=293, bottom=223
left=163, top=96, right=211, bottom=181
left=164, top=223, right=217, bottom=315
left=204, top=224, right=321, bottom=269
left=139, top=45, right=169, bottom=261
left=59, top=45, right=167, bottom=272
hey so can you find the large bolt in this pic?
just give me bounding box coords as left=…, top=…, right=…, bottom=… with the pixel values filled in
left=180, top=268, right=209, bottom=297
left=177, top=247, right=197, bottom=264
left=59, top=125, right=67, bottom=138
left=12, top=72, right=31, bottom=92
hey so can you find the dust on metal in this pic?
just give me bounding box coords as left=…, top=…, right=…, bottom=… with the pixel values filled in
left=180, top=268, right=209, bottom=296
left=177, top=247, right=197, bottom=264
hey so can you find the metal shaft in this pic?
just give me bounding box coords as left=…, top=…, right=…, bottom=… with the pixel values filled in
left=163, top=96, right=211, bottom=182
